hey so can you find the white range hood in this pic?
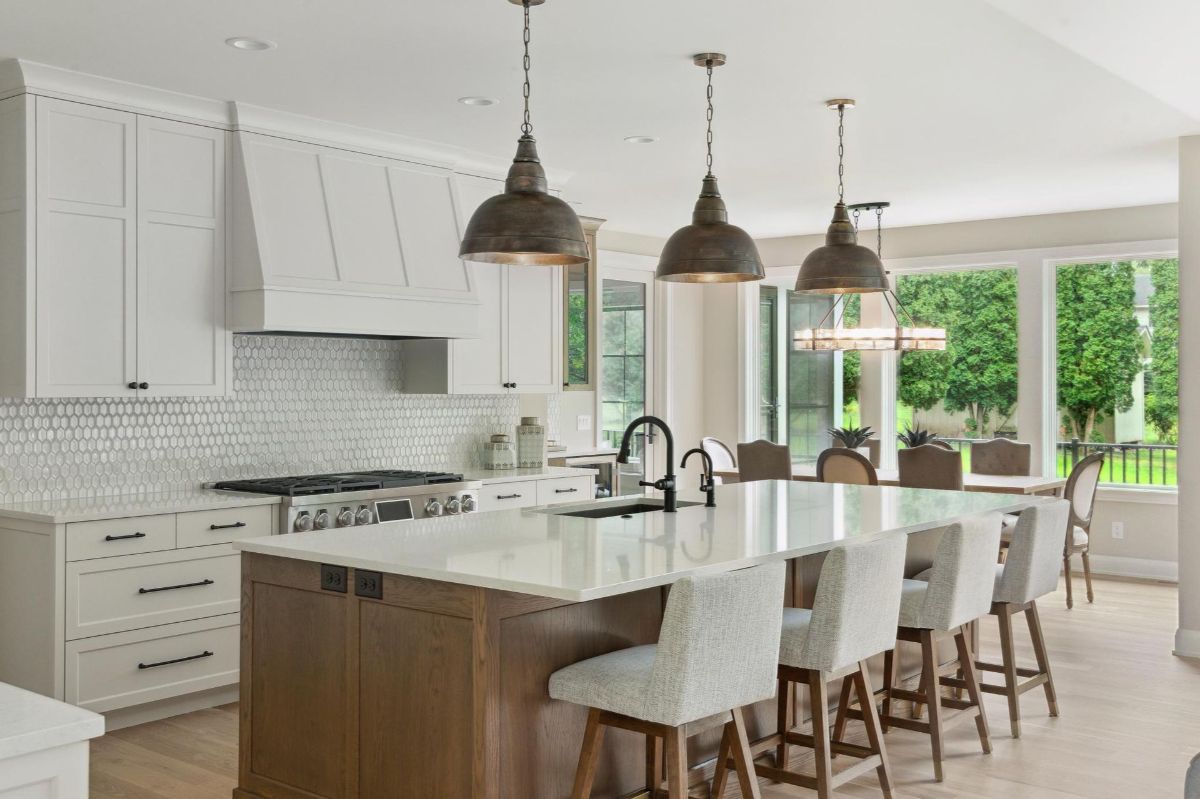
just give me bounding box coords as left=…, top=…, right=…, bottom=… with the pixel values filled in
left=229, top=130, right=487, bottom=339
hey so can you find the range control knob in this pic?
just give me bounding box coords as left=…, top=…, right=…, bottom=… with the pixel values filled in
left=336, top=507, right=355, bottom=527
left=355, top=505, right=374, bottom=525
left=424, top=498, right=444, bottom=517
left=445, top=497, right=462, bottom=515
left=313, top=509, right=331, bottom=530
left=461, top=495, right=477, bottom=514
left=293, top=511, right=313, bottom=533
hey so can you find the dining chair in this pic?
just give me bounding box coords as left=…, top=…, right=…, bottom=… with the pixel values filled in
left=737, top=440, right=792, bottom=482
left=1061, top=453, right=1104, bottom=609
left=897, top=444, right=964, bottom=491
left=550, top=562, right=786, bottom=799
left=702, top=437, right=737, bottom=470
left=816, top=448, right=878, bottom=486
left=971, top=439, right=1032, bottom=476
left=931, top=440, right=956, bottom=451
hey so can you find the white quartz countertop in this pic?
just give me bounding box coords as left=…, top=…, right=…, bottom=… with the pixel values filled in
left=0, top=682, right=104, bottom=761
left=235, top=481, right=1055, bottom=602
left=0, top=488, right=282, bottom=524
left=457, top=465, right=597, bottom=484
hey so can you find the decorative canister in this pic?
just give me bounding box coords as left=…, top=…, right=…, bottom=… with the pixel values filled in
left=516, top=417, right=546, bottom=468
left=483, top=434, right=516, bottom=470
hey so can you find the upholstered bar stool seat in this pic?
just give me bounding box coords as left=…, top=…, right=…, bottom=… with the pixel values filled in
left=550, top=562, right=786, bottom=799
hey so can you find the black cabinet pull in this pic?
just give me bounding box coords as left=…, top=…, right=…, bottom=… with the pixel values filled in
left=138, top=578, right=215, bottom=595
left=555, top=488, right=579, bottom=494
left=138, top=382, right=149, bottom=390
left=127, top=381, right=138, bottom=390
left=496, top=493, right=523, bottom=500
left=138, top=650, right=213, bottom=670
left=208, top=521, right=247, bottom=530
left=105, top=532, right=146, bottom=542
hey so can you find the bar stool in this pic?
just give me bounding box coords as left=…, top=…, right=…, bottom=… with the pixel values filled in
left=846, top=514, right=1000, bottom=782
left=728, top=537, right=906, bottom=799
left=549, top=561, right=786, bottom=799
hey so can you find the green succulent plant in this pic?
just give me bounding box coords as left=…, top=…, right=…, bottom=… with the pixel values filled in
left=829, top=426, right=875, bottom=449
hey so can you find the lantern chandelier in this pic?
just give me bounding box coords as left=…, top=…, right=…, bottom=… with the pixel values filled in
left=793, top=202, right=947, bottom=352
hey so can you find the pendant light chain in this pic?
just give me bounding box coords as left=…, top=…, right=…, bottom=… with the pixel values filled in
left=521, top=0, right=533, bottom=136
left=836, top=103, right=846, bottom=204
left=875, top=205, right=883, bottom=257
left=705, top=59, right=715, bottom=177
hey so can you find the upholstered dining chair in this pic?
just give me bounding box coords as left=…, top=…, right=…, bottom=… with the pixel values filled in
left=897, top=444, right=964, bottom=491
left=971, top=439, right=1032, bottom=476
left=1061, top=453, right=1104, bottom=609
left=737, top=440, right=792, bottom=482
left=816, top=448, right=878, bottom=486
left=701, top=437, right=737, bottom=471
left=931, top=440, right=956, bottom=451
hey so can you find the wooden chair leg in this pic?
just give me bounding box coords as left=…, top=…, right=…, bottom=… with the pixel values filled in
left=775, top=676, right=793, bottom=769
left=854, top=661, right=895, bottom=799
left=912, top=658, right=927, bottom=720
left=570, top=708, right=606, bottom=799
left=646, top=732, right=663, bottom=798
left=997, top=605, right=1022, bottom=738
left=711, top=723, right=732, bottom=799
left=664, top=726, right=688, bottom=799
left=808, top=671, right=834, bottom=799
left=728, top=706, right=762, bottom=799
left=881, top=647, right=897, bottom=733
left=831, top=675, right=854, bottom=754
left=1081, top=550, right=1095, bottom=603
left=1064, top=554, right=1075, bottom=609
left=1025, top=601, right=1060, bottom=717
left=920, top=630, right=945, bottom=782
left=954, top=626, right=992, bottom=755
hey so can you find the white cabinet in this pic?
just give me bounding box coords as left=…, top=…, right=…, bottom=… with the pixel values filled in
left=401, top=175, right=563, bottom=395
left=0, top=97, right=228, bottom=398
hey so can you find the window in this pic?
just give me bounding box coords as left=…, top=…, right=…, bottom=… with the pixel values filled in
left=894, top=267, right=1019, bottom=471
left=563, top=260, right=593, bottom=389
left=600, top=279, right=646, bottom=448
left=1055, top=258, right=1178, bottom=486
left=758, top=287, right=780, bottom=441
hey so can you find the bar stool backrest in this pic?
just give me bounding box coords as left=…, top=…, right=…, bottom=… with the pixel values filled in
left=911, top=513, right=1003, bottom=631
left=646, top=561, right=786, bottom=727
left=971, top=439, right=1032, bottom=476
left=995, top=501, right=1071, bottom=605
left=816, top=448, right=878, bottom=486
left=737, top=440, right=792, bottom=482
left=790, top=537, right=907, bottom=674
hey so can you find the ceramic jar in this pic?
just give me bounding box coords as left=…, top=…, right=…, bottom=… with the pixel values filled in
left=516, top=417, right=545, bottom=468
left=483, top=434, right=516, bottom=470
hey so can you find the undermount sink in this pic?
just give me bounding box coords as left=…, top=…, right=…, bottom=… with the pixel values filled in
left=546, top=500, right=702, bottom=519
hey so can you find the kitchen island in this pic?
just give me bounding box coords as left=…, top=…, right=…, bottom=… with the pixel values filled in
left=233, top=481, right=1050, bottom=799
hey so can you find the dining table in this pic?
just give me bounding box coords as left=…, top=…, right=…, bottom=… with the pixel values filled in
left=713, top=463, right=1065, bottom=496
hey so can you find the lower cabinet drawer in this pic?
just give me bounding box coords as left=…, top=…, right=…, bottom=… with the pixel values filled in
left=536, top=476, right=595, bottom=505
left=66, top=514, right=177, bottom=561
left=65, top=614, right=240, bottom=713
left=477, top=480, right=539, bottom=512
left=177, top=503, right=275, bottom=548
left=66, top=547, right=240, bottom=640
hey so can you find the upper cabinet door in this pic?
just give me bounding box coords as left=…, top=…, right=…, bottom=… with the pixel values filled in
left=449, top=176, right=506, bottom=393
left=505, top=265, right=561, bottom=393
left=35, top=98, right=138, bottom=397
left=136, top=117, right=228, bottom=397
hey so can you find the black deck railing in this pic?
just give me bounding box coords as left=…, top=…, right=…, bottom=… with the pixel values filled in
left=937, top=436, right=1177, bottom=487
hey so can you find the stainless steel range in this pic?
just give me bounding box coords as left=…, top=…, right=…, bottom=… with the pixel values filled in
left=213, top=470, right=481, bottom=533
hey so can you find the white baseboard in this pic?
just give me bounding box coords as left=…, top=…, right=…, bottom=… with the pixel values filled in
left=1174, top=628, right=1200, bottom=659
left=1082, top=554, right=1178, bottom=582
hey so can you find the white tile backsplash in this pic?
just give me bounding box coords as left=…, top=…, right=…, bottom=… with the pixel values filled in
left=0, top=335, right=519, bottom=503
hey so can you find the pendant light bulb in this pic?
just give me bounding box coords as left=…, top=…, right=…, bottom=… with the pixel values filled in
left=458, top=0, right=587, bottom=266
left=655, top=53, right=764, bottom=283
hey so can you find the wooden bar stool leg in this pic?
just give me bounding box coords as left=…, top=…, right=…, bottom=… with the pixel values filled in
left=920, top=630, right=945, bottom=782
left=728, top=707, right=762, bottom=799
left=570, top=708, right=606, bottom=799
left=854, top=661, right=895, bottom=799
left=775, top=676, right=793, bottom=769
left=808, top=671, right=834, bottom=799
left=1081, top=550, right=1095, bottom=603
left=646, top=732, right=663, bottom=798
left=881, top=647, right=897, bottom=733
left=997, top=605, right=1022, bottom=738
left=665, top=726, right=688, bottom=799
left=831, top=675, right=854, bottom=753
left=955, top=626, right=992, bottom=755
left=1063, top=553, right=1075, bottom=609
left=912, top=657, right=928, bottom=720
left=1025, top=601, right=1060, bottom=717
left=711, top=723, right=732, bottom=799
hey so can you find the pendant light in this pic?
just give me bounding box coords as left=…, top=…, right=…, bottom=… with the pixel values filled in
left=794, top=203, right=947, bottom=351
left=458, top=0, right=587, bottom=266
left=794, top=100, right=888, bottom=293
left=655, top=54, right=764, bottom=283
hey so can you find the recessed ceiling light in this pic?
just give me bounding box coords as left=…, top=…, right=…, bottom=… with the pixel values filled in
left=624, top=136, right=658, bottom=144
left=225, top=37, right=276, bottom=52
left=458, top=96, right=499, bottom=107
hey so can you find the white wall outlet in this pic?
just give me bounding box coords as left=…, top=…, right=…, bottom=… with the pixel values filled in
left=576, top=415, right=592, bottom=432
left=1111, top=521, right=1125, bottom=540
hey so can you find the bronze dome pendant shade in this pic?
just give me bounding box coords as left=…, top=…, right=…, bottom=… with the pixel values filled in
left=794, top=100, right=889, bottom=294
left=458, top=0, right=587, bottom=266
left=656, top=54, right=764, bottom=283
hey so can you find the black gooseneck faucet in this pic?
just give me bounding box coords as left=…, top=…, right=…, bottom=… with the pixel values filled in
left=616, top=415, right=676, bottom=512
left=680, top=447, right=716, bottom=507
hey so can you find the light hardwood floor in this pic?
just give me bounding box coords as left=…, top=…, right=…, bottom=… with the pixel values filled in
left=90, top=577, right=1199, bottom=798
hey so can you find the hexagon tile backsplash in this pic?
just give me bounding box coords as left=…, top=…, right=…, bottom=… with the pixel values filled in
left=0, top=336, right=520, bottom=503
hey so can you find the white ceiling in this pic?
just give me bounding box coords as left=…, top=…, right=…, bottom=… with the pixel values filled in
left=1, top=0, right=1196, bottom=238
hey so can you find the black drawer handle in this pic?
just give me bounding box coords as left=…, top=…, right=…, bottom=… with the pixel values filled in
left=208, top=521, right=247, bottom=530
left=555, top=488, right=579, bottom=494
left=496, top=493, right=523, bottom=500
left=105, top=532, right=146, bottom=542
left=138, top=578, right=215, bottom=595
left=138, top=650, right=213, bottom=670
